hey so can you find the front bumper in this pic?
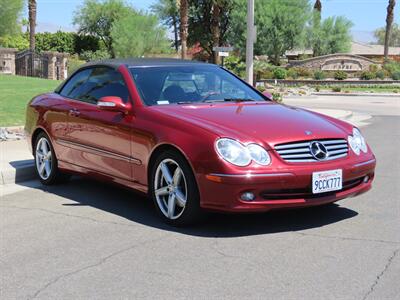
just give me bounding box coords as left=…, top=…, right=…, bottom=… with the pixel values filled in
left=198, top=158, right=376, bottom=212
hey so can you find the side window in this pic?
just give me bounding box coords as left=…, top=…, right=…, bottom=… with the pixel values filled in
left=59, top=69, right=92, bottom=98
left=75, top=67, right=130, bottom=104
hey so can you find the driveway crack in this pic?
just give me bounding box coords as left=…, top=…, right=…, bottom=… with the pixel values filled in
left=0, top=204, right=139, bottom=229
left=362, top=248, right=400, bottom=300
left=294, top=231, right=400, bottom=245
left=28, top=236, right=169, bottom=299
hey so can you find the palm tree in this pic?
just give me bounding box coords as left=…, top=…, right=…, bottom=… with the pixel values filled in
left=28, top=0, right=37, bottom=51
left=211, top=3, right=221, bottom=64
left=151, top=0, right=180, bottom=52
left=314, top=0, right=321, bottom=12
left=384, top=0, right=396, bottom=60
left=179, top=0, right=188, bottom=59
left=312, top=0, right=322, bottom=57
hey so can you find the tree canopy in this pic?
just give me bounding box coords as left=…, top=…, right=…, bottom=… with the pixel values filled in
left=111, top=13, right=171, bottom=58
left=188, top=0, right=235, bottom=62
left=151, top=0, right=180, bottom=51
left=228, top=0, right=311, bottom=65
left=306, top=15, right=353, bottom=56
left=374, top=23, right=400, bottom=47
left=0, top=0, right=24, bottom=37
left=73, top=0, right=133, bottom=57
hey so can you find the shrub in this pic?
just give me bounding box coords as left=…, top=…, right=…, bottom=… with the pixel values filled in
left=272, top=92, right=283, bottom=103
left=369, top=64, right=379, bottom=72
left=293, top=67, right=312, bottom=78
left=315, top=85, right=321, bottom=92
left=392, top=71, right=400, bottom=80
left=383, top=60, right=400, bottom=77
left=332, top=86, right=342, bottom=92
left=376, top=70, right=386, bottom=80
left=256, top=85, right=266, bottom=92
left=80, top=50, right=110, bottom=62
left=0, top=34, right=29, bottom=51
left=287, top=68, right=299, bottom=79
left=334, top=71, right=348, bottom=80
left=224, top=56, right=246, bottom=78
left=260, top=70, right=274, bottom=79
left=67, top=55, right=86, bottom=74
left=273, top=68, right=287, bottom=79
left=360, top=71, right=376, bottom=80
left=313, top=70, right=326, bottom=80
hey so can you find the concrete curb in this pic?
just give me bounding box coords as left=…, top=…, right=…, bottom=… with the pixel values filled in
left=1, top=160, right=35, bottom=185
left=309, top=109, right=353, bottom=121
left=311, top=92, right=400, bottom=97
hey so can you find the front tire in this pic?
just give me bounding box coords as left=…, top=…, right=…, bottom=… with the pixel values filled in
left=150, top=150, right=201, bottom=226
left=34, top=132, right=69, bottom=185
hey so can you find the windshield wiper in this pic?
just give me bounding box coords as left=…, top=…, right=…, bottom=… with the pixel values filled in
left=223, top=98, right=256, bottom=102
left=201, top=98, right=256, bottom=103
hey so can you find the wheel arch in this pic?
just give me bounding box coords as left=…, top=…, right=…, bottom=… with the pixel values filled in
left=147, top=143, right=198, bottom=190
left=31, top=127, right=52, bottom=154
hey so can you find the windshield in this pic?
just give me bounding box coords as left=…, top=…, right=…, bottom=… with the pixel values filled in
left=129, top=65, right=266, bottom=105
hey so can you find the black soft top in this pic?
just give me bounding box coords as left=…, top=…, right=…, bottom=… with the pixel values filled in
left=81, top=58, right=209, bottom=69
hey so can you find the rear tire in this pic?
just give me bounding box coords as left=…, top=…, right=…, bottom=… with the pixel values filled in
left=34, top=132, right=70, bottom=185
left=149, top=150, right=202, bottom=226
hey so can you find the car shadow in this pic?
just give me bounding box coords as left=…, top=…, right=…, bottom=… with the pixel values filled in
left=18, top=176, right=358, bottom=238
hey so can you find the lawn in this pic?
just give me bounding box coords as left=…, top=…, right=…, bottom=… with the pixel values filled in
left=340, top=86, right=400, bottom=93
left=0, top=75, right=61, bottom=127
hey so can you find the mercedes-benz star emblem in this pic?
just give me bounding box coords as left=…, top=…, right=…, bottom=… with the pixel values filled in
left=310, top=141, right=328, bottom=160
left=305, top=130, right=312, bottom=135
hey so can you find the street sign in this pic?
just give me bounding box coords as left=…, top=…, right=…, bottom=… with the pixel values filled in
left=213, top=46, right=233, bottom=52
left=218, top=51, right=229, bottom=57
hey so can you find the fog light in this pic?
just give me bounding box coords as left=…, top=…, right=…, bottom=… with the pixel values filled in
left=363, top=176, right=369, bottom=183
left=240, top=192, right=256, bottom=201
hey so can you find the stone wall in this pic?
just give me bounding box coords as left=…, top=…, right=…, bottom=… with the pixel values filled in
left=0, top=48, right=17, bottom=75
left=289, top=54, right=380, bottom=72
left=0, top=48, right=68, bottom=80
left=43, top=51, right=69, bottom=80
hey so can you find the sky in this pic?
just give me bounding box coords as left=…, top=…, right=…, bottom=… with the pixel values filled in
left=27, top=0, right=399, bottom=43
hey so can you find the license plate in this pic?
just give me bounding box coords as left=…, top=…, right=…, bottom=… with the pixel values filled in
left=312, top=169, right=342, bottom=194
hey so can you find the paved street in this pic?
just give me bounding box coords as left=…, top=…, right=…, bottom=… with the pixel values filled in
left=1, top=96, right=399, bottom=299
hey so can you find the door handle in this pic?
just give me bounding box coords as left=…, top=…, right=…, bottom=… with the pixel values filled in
left=69, top=109, right=80, bottom=116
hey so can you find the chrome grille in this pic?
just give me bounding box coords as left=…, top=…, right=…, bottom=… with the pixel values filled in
left=275, top=139, right=348, bottom=162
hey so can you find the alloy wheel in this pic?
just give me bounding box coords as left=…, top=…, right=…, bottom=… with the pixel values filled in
left=154, top=158, right=188, bottom=220
left=35, top=137, right=53, bottom=180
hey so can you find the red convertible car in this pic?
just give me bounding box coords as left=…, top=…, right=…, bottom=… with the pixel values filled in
left=25, top=59, right=376, bottom=225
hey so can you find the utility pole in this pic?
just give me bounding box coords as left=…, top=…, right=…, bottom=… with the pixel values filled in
left=245, top=0, right=255, bottom=85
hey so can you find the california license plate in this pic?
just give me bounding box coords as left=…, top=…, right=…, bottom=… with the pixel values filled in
left=312, top=169, right=342, bottom=194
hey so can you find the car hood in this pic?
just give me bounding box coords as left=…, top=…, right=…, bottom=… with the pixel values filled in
left=150, top=102, right=351, bottom=149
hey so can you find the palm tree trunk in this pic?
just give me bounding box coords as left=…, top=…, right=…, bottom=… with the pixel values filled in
left=211, top=3, right=221, bottom=64
left=314, top=0, right=321, bottom=12
left=312, top=0, right=322, bottom=57
left=172, top=15, right=179, bottom=52
left=28, top=0, right=37, bottom=51
left=384, top=0, right=396, bottom=60
left=179, top=0, right=188, bottom=59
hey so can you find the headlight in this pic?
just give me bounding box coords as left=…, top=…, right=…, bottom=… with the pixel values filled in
left=247, top=143, right=271, bottom=165
left=348, top=128, right=368, bottom=155
left=215, top=138, right=270, bottom=166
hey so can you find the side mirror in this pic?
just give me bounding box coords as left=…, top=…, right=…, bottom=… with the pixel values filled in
left=97, top=96, right=127, bottom=113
